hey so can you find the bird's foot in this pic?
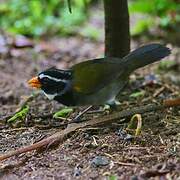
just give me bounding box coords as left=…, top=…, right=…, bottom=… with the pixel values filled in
left=103, top=100, right=121, bottom=112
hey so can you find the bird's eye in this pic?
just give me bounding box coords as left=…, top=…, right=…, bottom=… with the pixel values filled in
left=42, top=77, right=49, bottom=84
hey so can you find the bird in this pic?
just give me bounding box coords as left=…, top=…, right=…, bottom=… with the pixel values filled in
left=28, top=43, right=171, bottom=107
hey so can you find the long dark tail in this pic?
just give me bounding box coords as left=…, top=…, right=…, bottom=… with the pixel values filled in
left=123, top=44, right=171, bottom=72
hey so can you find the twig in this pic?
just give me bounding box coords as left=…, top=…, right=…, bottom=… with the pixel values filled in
left=87, top=109, right=105, bottom=114
left=72, top=105, right=93, bottom=122
left=1, top=127, right=30, bottom=133
left=0, top=98, right=179, bottom=161
left=153, top=86, right=165, bottom=97
left=115, top=161, right=137, bottom=166
left=140, top=169, right=170, bottom=178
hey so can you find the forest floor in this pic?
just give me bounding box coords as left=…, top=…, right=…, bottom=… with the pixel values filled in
left=0, top=9, right=180, bottom=180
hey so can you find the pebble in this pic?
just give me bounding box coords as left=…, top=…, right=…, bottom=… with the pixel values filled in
left=116, top=129, right=133, bottom=141
left=91, top=156, right=109, bottom=167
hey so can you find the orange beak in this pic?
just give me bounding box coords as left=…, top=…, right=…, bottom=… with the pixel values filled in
left=28, top=76, right=41, bottom=89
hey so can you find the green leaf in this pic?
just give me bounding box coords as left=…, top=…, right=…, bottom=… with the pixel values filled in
left=130, top=91, right=145, bottom=98
left=0, top=3, right=10, bottom=14
left=160, top=16, right=171, bottom=27
left=80, top=25, right=100, bottom=40
left=53, top=108, right=73, bottom=118
left=108, top=175, right=118, bottom=180
left=131, top=17, right=153, bottom=36
left=7, top=105, right=29, bottom=123
left=158, top=60, right=176, bottom=70
left=129, top=1, right=154, bottom=14
left=0, top=0, right=90, bottom=37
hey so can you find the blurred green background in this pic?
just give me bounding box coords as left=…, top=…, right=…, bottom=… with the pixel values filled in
left=0, top=0, right=179, bottom=39
left=0, top=0, right=90, bottom=36
left=129, top=0, right=180, bottom=36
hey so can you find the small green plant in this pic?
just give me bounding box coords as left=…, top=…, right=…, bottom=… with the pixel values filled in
left=0, top=0, right=91, bottom=37
left=7, top=105, right=29, bottom=123
left=158, top=60, right=176, bottom=71
left=130, top=90, right=145, bottom=98
left=108, top=175, right=118, bottom=180
left=53, top=108, right=73, bottom=119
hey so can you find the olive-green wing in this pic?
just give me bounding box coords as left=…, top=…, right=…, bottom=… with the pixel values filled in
left=72, top=58, right=122, bottom=94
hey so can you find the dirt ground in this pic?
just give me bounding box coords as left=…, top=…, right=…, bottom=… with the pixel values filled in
left=0, top=20, right=180, bottom=179
left=0, top=34, right=179, bottom=180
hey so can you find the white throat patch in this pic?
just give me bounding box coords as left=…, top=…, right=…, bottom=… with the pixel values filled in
left=43, top=92, right=58, bottom=100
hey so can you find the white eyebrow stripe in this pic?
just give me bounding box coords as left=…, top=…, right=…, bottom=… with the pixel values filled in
left=39, top=74, right=67, bottom=83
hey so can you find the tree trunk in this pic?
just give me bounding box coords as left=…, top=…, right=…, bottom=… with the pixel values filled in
left=104, top=0, right=130, bottom=58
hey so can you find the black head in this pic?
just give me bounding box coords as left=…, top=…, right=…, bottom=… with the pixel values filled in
left=38, top=67, right=72, bottom=97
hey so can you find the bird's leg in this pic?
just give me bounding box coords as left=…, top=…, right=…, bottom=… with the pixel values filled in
left=72, top=105, right=93, bottom=122
left=72, top=100, right=121, bottom=122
